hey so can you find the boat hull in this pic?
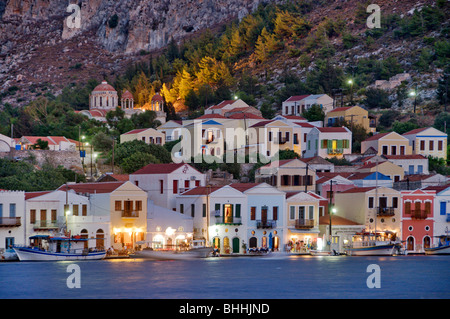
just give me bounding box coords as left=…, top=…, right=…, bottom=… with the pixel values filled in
left=347, top=244, right=397, bottom=256
left=310, top=250, right=334, bottom=256
left=132, top=247, right=213, bottom=260
left=14, top=247, right=106, bottom=261
left=424, top=245, right=450, bottom=255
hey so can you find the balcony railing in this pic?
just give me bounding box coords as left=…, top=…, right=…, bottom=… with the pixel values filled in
left=295, top=219, right=315, bottom=229
left=378, top=207, right=395, bottom=216
left=0, top=217, right=21, bottom=227
left=410, top=210, right=429, bottom=220
left=327, top=148, right=344, bottom=155
left=122, top=210, right=140, bottom=218
left=215, top=216, right=242, bottom=225
left=33, top=220, right=58, bottom=229
left=274, top=137, right=287, bottom=145
left=256, top=220, right=277, bottom=229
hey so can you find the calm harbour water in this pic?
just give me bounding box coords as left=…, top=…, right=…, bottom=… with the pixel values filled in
left=1, top=255, right=449, bottom=299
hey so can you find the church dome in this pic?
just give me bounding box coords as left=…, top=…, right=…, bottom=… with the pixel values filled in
left=151, top=92, right=164, bottom=102
left=92, top=81, right=116, bottom=93
left=122, top=90, right=134, bottom=99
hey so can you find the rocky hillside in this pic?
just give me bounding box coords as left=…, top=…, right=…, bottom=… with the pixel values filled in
left=0, top=0, right=448, bottom=118
left=0, top=0, right=268, bottom=102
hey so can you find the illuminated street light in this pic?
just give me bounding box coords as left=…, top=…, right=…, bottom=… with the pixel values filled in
left=347, top=79, right=354, bottom=105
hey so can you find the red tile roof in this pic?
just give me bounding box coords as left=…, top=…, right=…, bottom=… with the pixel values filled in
left=123, top=128, right=149, bottom=135
left=197, top=114, right=227, bottom=119
left=316, top=127, right=349, bottom=133
left=283, top=115, right=307, bottom=120
left=25, top=191, right=52, bottom=200
left=384, top=155, right=427, bottom=160
left=208, top=100, right=234, bottom=110
left=151, top=93, right=164, bottom=101
left=58, top=182, right=125, bottom=194
left=402, top=127, right=428, bottom=135
left=229, top=183, right=261, bottom=192
left=92, top=81, right=116, bottom=92
left=339, top=187, right=377, bottom=193
left=227, top=113, right=264, bottom=119
left=131, top=163, right=196, bottom=175
left=363, top=132, right=390, bottom=141
left=181, top=186, right=224, bottom=195
left=249, top=120, right=275, bottom=127
left=327, top=107, right=352, bottom=113
left=294, top=122, right=314, bottom=128
left=285, top=95, right=310, bottom=102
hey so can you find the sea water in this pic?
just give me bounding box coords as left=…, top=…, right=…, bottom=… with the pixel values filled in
left=0, top=255, right=449, bottom=299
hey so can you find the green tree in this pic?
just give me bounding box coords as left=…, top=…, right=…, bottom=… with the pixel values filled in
left=301, top=104, right=325, bottom=122
left=364, top=88, right=392, bottom=109
left=121, top=152, right=160, bottom=174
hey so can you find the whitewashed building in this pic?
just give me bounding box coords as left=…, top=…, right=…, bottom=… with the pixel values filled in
left=0, top=190, right=25, bottom=250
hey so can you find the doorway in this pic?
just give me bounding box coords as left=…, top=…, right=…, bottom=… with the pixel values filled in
left=232, top=237, right=240, bottom=253
left=407, top=236, right=414, bottom=251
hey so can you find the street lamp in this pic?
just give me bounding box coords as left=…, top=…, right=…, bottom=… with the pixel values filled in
left=347, top=79, right=354, bottom=105
left=409, top=86, right=417, bottom=113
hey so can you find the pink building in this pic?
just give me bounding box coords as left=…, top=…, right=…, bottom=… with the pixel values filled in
left=401, top=189, right=436, bottom=253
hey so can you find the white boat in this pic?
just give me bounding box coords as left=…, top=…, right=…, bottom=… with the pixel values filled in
left=310, top=250, right=338, bottom=256
left=425, top=235, right=450, bottom=255
left=14, top=235, right=106, bottom=261
left=132, top=240, right=213, bottom=260
left=346, top=232, right=403, bottom=256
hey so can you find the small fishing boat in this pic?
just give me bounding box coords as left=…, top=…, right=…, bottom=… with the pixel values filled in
left=425, top=235, right=450, bottom=255
left=346, top=232, right=403, bottom=256
left=14, top=235, right=106, bottom=261
left=1, top=248, right=19, bottom=261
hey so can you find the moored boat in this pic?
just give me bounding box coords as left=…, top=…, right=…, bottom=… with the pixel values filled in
left=14, top=235, right=106, bottom=261
left=132, top=247, right=213, bottom=260
left=346, top=232, right=404, bottom=256
left=425, top=235, right=450, bottom=255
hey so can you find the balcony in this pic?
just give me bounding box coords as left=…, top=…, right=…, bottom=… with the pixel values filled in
left=274, top=137, right=287, bottom=145
left=410, top=210, right=429, bottom=220
left=215, top=216, right=242, bottom=225
left=256, top=220, right=277, bottom=229
left=327, top=148, right=343, bottom=155
left=295, top=219, right=315, bottom=229
left=33, top=220, right=58, bottom=230
left=121, top=210, right=140, bottom=218
left=378, top=207, right=395, bottom=216
left=0, top=217, right=21, bottom=227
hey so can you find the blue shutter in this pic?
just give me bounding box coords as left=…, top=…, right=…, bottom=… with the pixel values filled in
left=440, top=201, right=447, bottom=216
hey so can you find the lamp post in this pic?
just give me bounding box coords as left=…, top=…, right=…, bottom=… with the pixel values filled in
left=409, top=85, right=418, bottom=113
left=347, top=79, right=354, bottom=105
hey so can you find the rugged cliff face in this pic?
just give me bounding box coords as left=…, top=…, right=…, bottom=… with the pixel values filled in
left=0, top=0, right=267, bottom=102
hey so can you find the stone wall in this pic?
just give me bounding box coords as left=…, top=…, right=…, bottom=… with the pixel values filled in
left=0, top=149, right=83, bottom=172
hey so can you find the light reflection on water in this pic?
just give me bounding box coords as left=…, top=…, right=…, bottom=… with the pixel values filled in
left=0, top=255, right=449, bottom=299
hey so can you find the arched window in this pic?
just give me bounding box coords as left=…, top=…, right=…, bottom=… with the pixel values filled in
left=407, top=236, right=414, bottom=251
left=96, top=229, right=105, bottom=250
left=249, top=237, right=257, bottom=248
left=423, top=236, right=431, bottom=249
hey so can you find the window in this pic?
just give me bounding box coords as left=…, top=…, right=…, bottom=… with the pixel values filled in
left=173, top=180, right=178, bottom=194
left=191, top=204, right=195, bottom=217
left=180, top=204, right=184, bottom=214
left=294, top=134, right=298, bottom=145
left=160, top=180, right=164, bottom=194
left=268, top=131, right=272, bottom=142
left=251, top=207, right=256, bottom=220
left=417, top=165, right=423, bottom=174
left=51, top=209, right=57, bottom=222
left=202, top=204, right=207, bottom=217
left=9, top=203, right=16, bottom=218
left=438, top=140, right=443, bottom=151
left=82, top=204, right=87, bottom=216
left=290, top=206, right=295, bottom=220
left=236, top=204, right=241, bottom=218
left=115, top=201, right=121, bottom=211
left=30, top=209, right=36, bottom=224
left=195, top=180, right=200, bottom=187
left=185, top=180, right=190, bottom=188
left=73, top=205, right=79, bottom=216
left=308, top=206, right=314, bottom=220
left=135, top=181, right=139, bottom=186
left=298, top=206, right=305, bottom=220
left=405, top=202, right=411, bottom=214
left=368, top=197, right=374, bottom=208
left=391, top=145, right=397, bottom=155
left=392, top=197, right=398, bottom=208
left=420, top=140, right=425, bottom=151
left=135, top=200, right=142, bottom=211
left=382, top=145, right=388, bottom=155
left=425, top=201, right=431, bottom=216
left=440, top=201, right=447, bottom=215
left=273, top=206, right=278, bottom=220
left=400, top=146, right=405, bottom=155
left=429, top=140, right=434, bottom=151
left=285, top=132, right=290, bottom=142
left=322, top=140, right=328, bottom=149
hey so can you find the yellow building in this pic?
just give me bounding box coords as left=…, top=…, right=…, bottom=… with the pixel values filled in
left=325, top=106, right=372, bottom=132
left=120, top=128, right=165, bottom=146
left=334, top=186, right=402, bottom=238
left=361, top=131, right=412, bottom=156
left=357, top=160, right=404, bottom=182
left=403, top=127, right=448, bottom=160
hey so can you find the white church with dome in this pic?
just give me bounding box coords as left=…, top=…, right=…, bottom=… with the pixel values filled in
left=79, top=80, right=166, bottom=124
